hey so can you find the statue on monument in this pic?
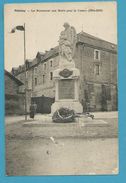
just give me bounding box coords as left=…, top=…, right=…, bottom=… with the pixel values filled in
left=59, top=23, right=77, bottom=62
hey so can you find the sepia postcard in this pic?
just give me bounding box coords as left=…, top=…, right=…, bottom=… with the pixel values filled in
left=4, top=1, right=118, bottom=176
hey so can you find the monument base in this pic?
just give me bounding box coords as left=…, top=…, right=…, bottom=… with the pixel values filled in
left=51, top=100, right=83, bottom=114
left=51, top=57, right=83, bottom=115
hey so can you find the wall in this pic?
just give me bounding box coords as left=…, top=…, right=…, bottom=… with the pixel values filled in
left=75, top=43, right=117, bottom=111
left=5, top=94, right=24, bottom=115
left=13, top=41, right=118, bottom=112
left=32, top=56, right=59, bottom=97
left=5, top=74, right=25, bottom=115
left=5, top=74, right=19, bottom=95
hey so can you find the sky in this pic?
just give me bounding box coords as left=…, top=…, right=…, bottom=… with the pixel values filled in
left=4, top=2, right=117, bottom=71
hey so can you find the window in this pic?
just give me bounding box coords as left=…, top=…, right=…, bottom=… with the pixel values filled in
left=26, top=61, right=29, bottom=69
left=35, top=78, right=37, bottom=86
left=106, top=86, right=111, bottom=100
left=88, top=84, right=94, bottom=93
left=26, top=71, right=28, bottom=78
left=34, top=67, right=37, bottom=74
left=94, top=49, right=100, bottom=60
left=50, top=72, right=53, bottom=80
left=26, top=80, right=28, bottom=88
left=44, top=63, right=46, bottom=70
left=50, top=60, right=53, bottom=67
left=95, top=64, right=100, bottom=75
left=102, top=85, right=111, bottom=100
left=42, top=75, right=45, bottom=84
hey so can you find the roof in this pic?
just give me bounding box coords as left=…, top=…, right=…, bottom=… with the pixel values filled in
left=40, top=46, right=59, bottom=62
left=77, top=31, right=117, bottom=52
left=12, top=31, right=117, bottom=76
left=5, top=70, right=23, bottom=86
left=30, top=58, right=38, bottom=67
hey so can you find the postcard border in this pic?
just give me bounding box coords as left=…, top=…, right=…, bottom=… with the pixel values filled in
left=1, top=0, right=126, bottom=182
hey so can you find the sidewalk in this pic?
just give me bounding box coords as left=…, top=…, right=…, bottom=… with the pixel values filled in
left=5, top=111, right=118, bottom=125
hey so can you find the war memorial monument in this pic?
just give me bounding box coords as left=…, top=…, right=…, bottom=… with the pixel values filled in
left=51, top=23, right=83, bottom=114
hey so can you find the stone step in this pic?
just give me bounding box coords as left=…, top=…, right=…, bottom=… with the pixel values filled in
left=23, top=119, right=108, bottom=127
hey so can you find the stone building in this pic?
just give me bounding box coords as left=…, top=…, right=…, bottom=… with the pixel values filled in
left=5, top=70, right=25, bottom=115
left=11, top=31, right=118, bottom=113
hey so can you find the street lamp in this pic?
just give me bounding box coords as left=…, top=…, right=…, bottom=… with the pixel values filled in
left=11, top=24, right=27, bottom=120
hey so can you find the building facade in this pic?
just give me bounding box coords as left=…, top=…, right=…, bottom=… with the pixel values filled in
left=12, top=31, right=118, bottom=113
left=5, top=70, right=25, bottom=115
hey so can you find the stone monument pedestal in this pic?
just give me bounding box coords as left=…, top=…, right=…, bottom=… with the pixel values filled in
left=51, top=63, right=83, bottom=114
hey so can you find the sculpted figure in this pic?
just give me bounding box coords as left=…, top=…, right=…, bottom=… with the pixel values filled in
left=59, top=23, right=77, bottom=62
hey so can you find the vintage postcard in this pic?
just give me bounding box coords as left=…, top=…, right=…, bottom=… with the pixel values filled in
left=4, top=1, right=118, bottom=176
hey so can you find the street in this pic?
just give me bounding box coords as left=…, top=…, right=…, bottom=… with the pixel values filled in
left=5, top=112, right=118, bottom=176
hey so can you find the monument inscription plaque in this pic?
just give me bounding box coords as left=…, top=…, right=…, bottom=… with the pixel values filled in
left=59, top=79, right=75, bottom=99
